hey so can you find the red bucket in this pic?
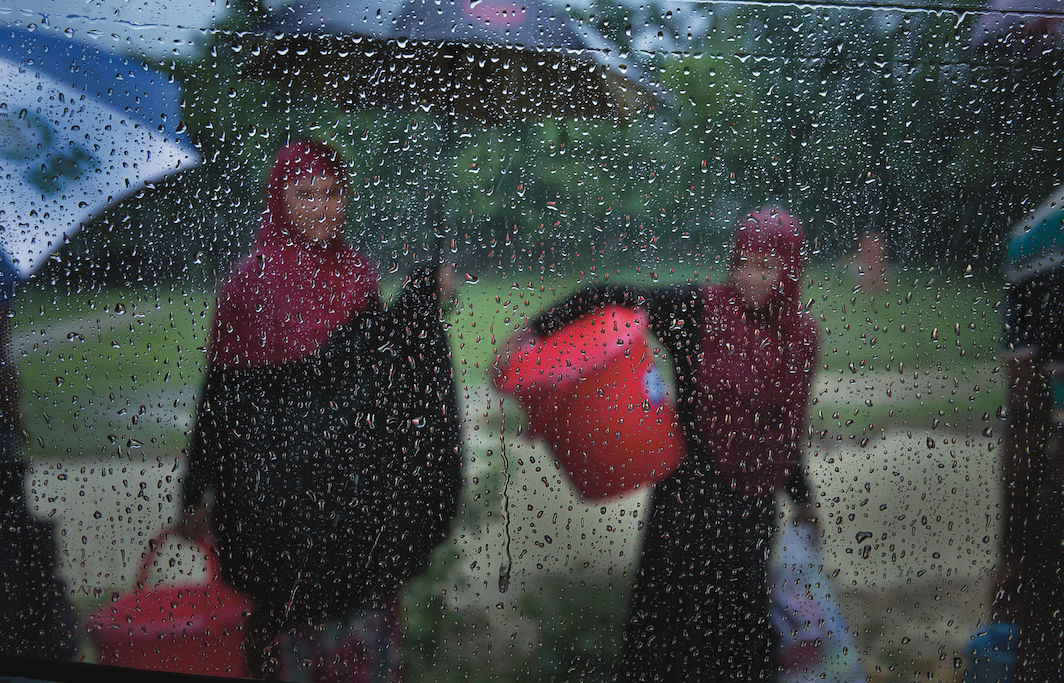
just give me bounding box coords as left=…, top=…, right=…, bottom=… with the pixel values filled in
left=495, top=306, right=686, bottom=499
left=86, top=529, right=252, bottom=677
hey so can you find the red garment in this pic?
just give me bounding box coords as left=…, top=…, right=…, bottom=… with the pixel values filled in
left=696, top=207, right=819, bottom=496
left=209, top=140, right=380, bottom=370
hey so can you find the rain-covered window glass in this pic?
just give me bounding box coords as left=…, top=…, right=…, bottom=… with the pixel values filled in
left=2, top=0, right=1063, bottom=681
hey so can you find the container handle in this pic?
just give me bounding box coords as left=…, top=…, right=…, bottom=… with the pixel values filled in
left=134, top=525, right=222, bottom=589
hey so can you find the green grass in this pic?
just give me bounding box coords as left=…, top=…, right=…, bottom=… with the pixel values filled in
left=447, top=263, right=1008, bottom=442
left=808, top=266, right=1002, bottom=373
left=14, top=283, right=213, bottom=461
left=13, top=263, right=1007, bottom=459
left=804, top=266, right=1006, bottom=440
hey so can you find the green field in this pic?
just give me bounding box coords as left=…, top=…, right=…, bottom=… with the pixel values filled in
left=13, top=284, right=215, bottom=461
left=13, top=263, right=1006, bottom=461
left=805, top=266, right=1005, bottom=440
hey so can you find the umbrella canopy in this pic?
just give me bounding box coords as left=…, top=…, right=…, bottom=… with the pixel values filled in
left=240, top=0, right=663, bottom=124
left=969, top=0, right=1064, bottom=60
left=0, top=25, right=199, bottom=278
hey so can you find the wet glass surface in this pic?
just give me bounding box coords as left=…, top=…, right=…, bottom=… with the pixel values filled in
left=1, top=0, right=1062, bottom=680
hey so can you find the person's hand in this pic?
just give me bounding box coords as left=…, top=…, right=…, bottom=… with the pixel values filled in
left=499, top=331, right=540, bottom=363
left=493, top=330, right=541, bottom=384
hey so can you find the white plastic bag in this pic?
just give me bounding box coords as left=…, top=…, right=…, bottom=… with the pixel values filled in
left=769, top=520, right=864, bottom=683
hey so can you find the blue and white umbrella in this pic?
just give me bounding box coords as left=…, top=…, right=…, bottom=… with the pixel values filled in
left=0, top=25, right=199, bottom=278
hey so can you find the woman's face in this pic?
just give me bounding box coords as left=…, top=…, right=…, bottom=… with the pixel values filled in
left=734, top=249, right=784, bottom=310
left=282, top=171, right=345, bottom=244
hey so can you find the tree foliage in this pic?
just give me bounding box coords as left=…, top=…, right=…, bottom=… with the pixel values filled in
left=47, top=0, right=1064, bottom=286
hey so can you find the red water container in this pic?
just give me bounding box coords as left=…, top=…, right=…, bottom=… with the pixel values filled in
left=495, top=306, right=686, bottom=499
left=86, top=530, right=252, bottom=677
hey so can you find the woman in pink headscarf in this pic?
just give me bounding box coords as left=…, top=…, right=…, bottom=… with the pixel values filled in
left=183, top=139, right=461, bottom=681
left=524, top=206, right=820, bottom=681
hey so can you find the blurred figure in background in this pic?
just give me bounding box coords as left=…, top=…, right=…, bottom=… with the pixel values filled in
left=0, top=247, right=78, bottom=660
left=995, top=186, right=1064, bottom=682
left=522, top=207, right=820, bottom=682
left=849, top=230, right=890, bottom=293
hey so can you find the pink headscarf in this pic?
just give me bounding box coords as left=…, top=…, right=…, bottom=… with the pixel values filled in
left=209, top=139, right=380, bottom=369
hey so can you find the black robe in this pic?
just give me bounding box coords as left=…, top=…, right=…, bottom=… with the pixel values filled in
left=183, top=266, right=461, bottom=622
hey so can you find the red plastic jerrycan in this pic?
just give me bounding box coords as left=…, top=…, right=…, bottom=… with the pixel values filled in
left=495, top=306, right=686, bottom=499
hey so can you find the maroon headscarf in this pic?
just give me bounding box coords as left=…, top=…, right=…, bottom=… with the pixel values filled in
left=731, top=205, right=807, bottom=317
left=697, top=206, right=818, bottom=496
left=209, top=139, right=380, bottom=369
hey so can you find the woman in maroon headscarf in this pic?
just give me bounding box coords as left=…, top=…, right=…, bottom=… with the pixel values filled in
left=182, top=139, right=461, bottom=681
left=524, top=206, right=819, bottom=681
left=206, top=138, right=381, bottom=372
